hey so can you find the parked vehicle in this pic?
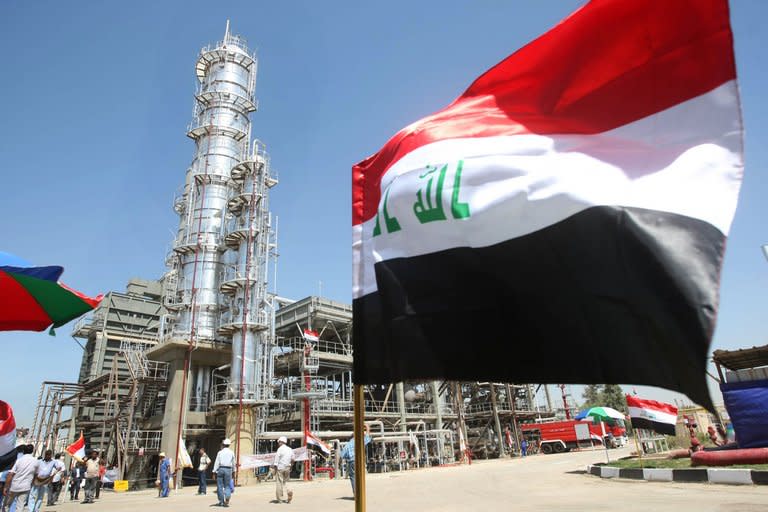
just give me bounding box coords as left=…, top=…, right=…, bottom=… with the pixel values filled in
left=521, top=420, right=612, bottom=454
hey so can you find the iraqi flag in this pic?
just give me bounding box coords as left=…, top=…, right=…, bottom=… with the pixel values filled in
left=66, top=432, right=86, bottom=462
left=303, top=329, right=319, bottom=342
left=626, top=395, right=678, bottom=435
left=0, top=400, right=17, bottom=471
left=305, top=431, right=331, bottom=457
left=352, top=0, right=742, bottom=411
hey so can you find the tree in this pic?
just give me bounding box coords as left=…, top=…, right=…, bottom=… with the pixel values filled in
left=599, top=384, right=627, bottom=413
left=581, top=385, right=602, bottom=409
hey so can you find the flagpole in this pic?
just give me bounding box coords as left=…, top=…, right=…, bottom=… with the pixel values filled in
left=633, top=428, right=644, bottom=468
left=353, top=385, right=367, bottom=512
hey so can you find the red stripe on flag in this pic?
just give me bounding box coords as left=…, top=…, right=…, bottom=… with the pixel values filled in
left=352, top=0, right=736, bottom=226
left=626, top=394, right=678, bottom=416
left=0, top=401, right=16, bottom=437
left=66, top=433, right=85, bottom=456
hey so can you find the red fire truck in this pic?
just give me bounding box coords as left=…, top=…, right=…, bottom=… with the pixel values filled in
left=520, top=420, right=618, bottom=454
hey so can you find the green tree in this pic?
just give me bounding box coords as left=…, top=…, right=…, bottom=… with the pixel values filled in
left=599, top=384, right=627, bottom=413
left=582, top=384, right=602, bottom=409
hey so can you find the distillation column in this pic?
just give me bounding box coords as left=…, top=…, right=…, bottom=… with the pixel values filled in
left=169, top=25, right=256, bottom=343
left=220, top=140, right=277, bottom=466
left=162, top=23, right=265, bottom=469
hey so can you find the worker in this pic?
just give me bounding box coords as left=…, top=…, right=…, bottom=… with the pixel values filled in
left=157, top=452, right=171, bottom=498
left=212, top=438, right=235, bottom=507
left=274, top=437, right=294, bottom=504
left=340, top=424, right=371, bottom=497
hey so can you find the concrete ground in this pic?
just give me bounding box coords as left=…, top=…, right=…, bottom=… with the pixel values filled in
left=46, top=447, right=768, bottom=512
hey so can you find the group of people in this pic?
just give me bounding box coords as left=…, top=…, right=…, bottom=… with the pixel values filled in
left=504, top=426, right=530, bottom=457
left=0, top=446, right=112, bottom=512
left=156, top=427, right=371, bottom=506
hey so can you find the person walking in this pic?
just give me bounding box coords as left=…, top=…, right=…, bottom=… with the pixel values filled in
left=69, top=462, right=84, bottom=501
left=29, top=450, right=58, bottom=512
left=520, top=437, right=528, bottom=457
left=46, top=454, right=66, bottom=506
left=1, top=444, right=37, bottom=512
left=94, top=460, right=106, bottom=499
left=274, top=437, right=294, bottom=504
left=212, top=439, right=234, bottom=507
left=340, top=424, right=371, bottom=498
left=157, top=453, right=171, bottom=498
left=196, top=448, right=210, bottom=496
left=82, top=451, right=100, bottom=504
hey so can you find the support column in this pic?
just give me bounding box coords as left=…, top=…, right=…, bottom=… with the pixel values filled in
left=160, top=354, right=188, bottom=468
left=489, top=384, right=505, bottom=457
left=431, top=381, right=443, bottom=429
left=506, top=384, right=520, bottom=455
left=431, top=381, right=444, bottom=467
left=226, top=407, right=255, bottom=485
left=396, top=382, right=407, bottom=432
left=543, top=384, right=553, bottom=412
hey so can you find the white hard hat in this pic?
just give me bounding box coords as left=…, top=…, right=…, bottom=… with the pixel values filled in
left=159, top=452, right=166, bottom=457
left=222, top=438, right=231, bottom=446
left=278, top=436, right=287, bottom=444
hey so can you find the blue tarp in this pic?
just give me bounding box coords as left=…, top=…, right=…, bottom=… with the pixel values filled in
left=720, top=378, right=768, bottom=449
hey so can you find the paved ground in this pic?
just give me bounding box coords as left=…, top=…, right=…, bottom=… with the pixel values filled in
left=46, top=447, right=768, bottom=512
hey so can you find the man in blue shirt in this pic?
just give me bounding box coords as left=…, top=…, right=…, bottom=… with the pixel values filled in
left=212, top=438, right=235, bottom=507
left=340, top=424, right=371, bottom=497
left=158, top=453, right=172, bottom=498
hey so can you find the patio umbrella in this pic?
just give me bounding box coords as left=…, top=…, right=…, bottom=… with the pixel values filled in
left=0, top=251, right=102, bottom=333
left=575, top=406, right=626, bottom=421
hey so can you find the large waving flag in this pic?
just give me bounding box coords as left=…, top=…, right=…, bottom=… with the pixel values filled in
left=0, top=401, right=17, bottom=471
left=66, top=432, right=86, bottom=462
left=626, top=395, right=678, bottom=435
left=352, top=0, right=742, bottom=411
left=0, top=252, right=102, bottom=333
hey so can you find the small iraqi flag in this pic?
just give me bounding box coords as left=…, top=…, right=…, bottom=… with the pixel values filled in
left=0, top=400, right=17, bottom=471
left=352, top=0, right=742, bottom=411
left=626, top=395, right=679, bottom=436
left=305, top=431, right=331, bottom=457
left=66, top=432, right=86, bottom=462
left=303, top=329, right=319, bottom=342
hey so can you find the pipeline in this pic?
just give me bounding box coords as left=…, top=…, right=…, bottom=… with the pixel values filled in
left=691, top=447, right=768, bottom=466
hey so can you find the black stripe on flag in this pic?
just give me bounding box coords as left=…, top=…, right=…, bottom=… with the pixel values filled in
left=630, top=417, right=677, bottom=436
left=353, top=206, right=723, bottom=411
left=0, top=446, right=18, bottom=472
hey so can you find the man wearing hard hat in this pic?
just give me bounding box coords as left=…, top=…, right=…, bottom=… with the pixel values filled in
left=212, top=439, right=235, bottom=507
left=274, top=437, right=294, bottom=504
left=157, top=452, right=172, bottom=498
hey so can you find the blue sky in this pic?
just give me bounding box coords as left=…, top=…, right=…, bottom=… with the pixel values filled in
left=1, top=1, right=766, bottom=426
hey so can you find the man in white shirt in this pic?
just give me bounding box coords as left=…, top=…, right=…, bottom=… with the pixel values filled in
left=273, top=437, right=294, bottom=504
left=46, top=453, right=66, bottom=506
left=212, top=439, right=235, bottom=507
left=196, top=448, right=210, bottom=496
left=2, top=444, right=38, bottom=512
left=29, top=450, right=57, bottom=512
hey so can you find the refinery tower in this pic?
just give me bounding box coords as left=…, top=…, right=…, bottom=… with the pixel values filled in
left=149, top=21, right=278, bottom=466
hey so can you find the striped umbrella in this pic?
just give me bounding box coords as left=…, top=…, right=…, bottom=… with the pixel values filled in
left=0, top=251, right=102, bottom=333
left=575, top=406, right=626, bottom=421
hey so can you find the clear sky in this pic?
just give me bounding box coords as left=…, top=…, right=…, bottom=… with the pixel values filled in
left=1, top=1, right=766, bottom=426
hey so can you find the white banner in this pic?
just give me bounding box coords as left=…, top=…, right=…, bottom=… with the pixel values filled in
left=240, top=446, right=308, bottom=470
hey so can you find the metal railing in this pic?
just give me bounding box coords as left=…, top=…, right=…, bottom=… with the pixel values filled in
left=211, top=382, right=268, bottom=403
left=125, top=430, right=163, bottom=452
left=276, top=336, right=352, bottom=357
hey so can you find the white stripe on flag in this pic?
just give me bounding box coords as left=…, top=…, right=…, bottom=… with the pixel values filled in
left=354, top=82, right=741, bottom=299
left=627, top=406, right=677, bottom=426
left=0, top=430, right=15, bottom=457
